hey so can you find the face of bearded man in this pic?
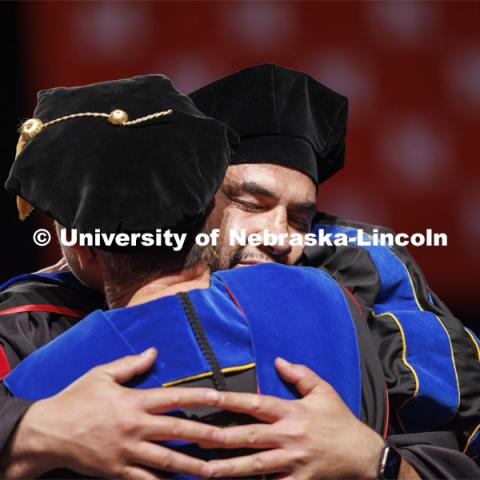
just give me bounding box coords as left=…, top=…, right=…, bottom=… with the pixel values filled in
left=207, top=163, right=317, bottom=270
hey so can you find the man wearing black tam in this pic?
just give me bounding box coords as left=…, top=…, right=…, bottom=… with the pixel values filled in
left=0, top=74, right=413, bottom=480
left=189, top=64, right=480, bottom=479
left=0, top=74, right=239, bottom=478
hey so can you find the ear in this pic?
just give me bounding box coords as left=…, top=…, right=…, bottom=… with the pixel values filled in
left=70, top=244, right=97, bottom=271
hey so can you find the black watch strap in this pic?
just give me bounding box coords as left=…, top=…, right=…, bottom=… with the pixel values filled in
left=377, top=442, right=402, bottom=480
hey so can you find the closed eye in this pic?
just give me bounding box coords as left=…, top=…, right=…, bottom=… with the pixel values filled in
left=289, top=217, right=309, bottom=231
left=235, top=200, right=265, bottom=212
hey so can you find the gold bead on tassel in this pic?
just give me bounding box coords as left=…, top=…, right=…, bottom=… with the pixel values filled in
left=21, top=118, right=44, bottom=140
left=108, top=109, right=129, bottom=125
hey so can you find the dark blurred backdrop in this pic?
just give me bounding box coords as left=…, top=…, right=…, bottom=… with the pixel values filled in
left=1, top=1, right=479, bottom=330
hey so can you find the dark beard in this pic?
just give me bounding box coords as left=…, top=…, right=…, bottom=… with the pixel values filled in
left=209, top=246, right=285, bottom=272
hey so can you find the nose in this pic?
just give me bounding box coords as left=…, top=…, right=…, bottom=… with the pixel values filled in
left=266, top=241, right=292, bottom=262
left=260, top=207, right=292, bottom=260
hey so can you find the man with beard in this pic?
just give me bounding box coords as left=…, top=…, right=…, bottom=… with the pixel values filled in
left=0, top=65, right=479, bottom=479
left=189, top=64, right=480, bottom=478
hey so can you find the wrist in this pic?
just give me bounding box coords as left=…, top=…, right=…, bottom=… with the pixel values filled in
left=357, top=429, right=386, bottom=479
left=2, top=398, right=65, bottom=478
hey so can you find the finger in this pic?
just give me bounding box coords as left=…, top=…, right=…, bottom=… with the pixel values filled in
left=211, top=390, right=289, bottom=423
left=99, top=348, right=157, bottom=384
left=201, top=423, right=279, bottom=450
left=136, top=386, right=221, bottom=413
left=198, top=441, right=217, bottom=449
left=133, top=441, right=207, bottom=477
left=140, top=414, right=221, bottom=443
left=121, top=465, right=167, bottom=480
left=275, top=357, right=330, bottom=397
left=56, top=257, right=70, bottom=272
left=202, top=449, right=289, bottom=478
left=35, top=257, right=68, bottom=274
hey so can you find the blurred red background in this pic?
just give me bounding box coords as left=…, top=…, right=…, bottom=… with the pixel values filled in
left=1, top=1, right=479, bottom=327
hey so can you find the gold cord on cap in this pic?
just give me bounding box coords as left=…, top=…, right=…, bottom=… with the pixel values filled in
left=19, top=108, right=173, bottom=140
left=15, top=108, right=173, bottom=220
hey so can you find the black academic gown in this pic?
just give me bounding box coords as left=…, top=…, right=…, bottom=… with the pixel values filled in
left=0, top=273, right=104, bottom=457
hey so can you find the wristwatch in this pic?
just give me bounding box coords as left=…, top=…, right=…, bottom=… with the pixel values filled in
left=377, top=441, right=402, bottom=479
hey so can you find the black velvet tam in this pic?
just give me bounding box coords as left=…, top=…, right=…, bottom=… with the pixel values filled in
left=6, top=75, right=237, bottom=236
left=190, top=63, right=348, bottom=185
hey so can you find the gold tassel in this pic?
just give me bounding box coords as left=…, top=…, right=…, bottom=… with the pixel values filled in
left=14, top=135, right=34, bottom=221
left=15, top=135, right=28, bottom=158
left=16, top=196, right=33, bottom=221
